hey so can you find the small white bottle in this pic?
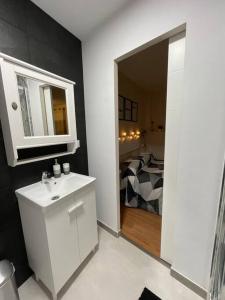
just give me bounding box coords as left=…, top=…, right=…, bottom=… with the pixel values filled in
left=53, top=159, right=61, bottom=178
left=63, top=163, right=70, bottom=175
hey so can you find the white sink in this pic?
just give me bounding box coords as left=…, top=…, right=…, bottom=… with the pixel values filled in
left=15, top=172, right=95, bottom=208
left=17, top=171, right=98, bottom=298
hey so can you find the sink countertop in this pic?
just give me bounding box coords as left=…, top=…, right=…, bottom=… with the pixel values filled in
left=15, top=172, right=96, bottom=209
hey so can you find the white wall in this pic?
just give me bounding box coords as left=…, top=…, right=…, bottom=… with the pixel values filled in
left=118, top=72, right=145, bottom=159
left=118, top=72, right=166, bottom=160
left=83, top=0, right=225, bottom=289
left=161, top=32, right=185, bottom=264
left=118, top=72, right=146, bottom=128
left=143, top=89, right=166, bottom=160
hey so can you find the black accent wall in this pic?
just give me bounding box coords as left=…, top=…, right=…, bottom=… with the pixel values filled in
left=0, top=0, right=88, bottom=287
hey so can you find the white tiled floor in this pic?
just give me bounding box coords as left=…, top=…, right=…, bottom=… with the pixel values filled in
left=19, top=227, right=205, bottom=300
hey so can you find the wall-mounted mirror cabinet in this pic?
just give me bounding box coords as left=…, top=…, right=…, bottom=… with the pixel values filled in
left=0, top=53, right=79, bottom=166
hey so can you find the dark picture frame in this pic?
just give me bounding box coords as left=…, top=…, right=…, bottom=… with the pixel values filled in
left=118, top=95, right=138, bottom=122
left=125, top=98, right=132, bottom=121
left=119, top=96, right=124, bottom=120
left=132, top=101, right=138, bottom=122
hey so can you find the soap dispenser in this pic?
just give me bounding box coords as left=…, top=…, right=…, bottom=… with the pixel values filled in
left=53, top=159, right=61, bottom=178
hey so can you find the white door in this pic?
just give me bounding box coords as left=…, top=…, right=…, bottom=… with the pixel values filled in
left=46, top=195, right=81, bottom=293
left=161, top=31, right=186, bottom=264
left=76, top=186, right=98, bottom=262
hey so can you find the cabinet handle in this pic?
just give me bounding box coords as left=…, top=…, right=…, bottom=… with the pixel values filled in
left=68, top=201, right=84, bottom=214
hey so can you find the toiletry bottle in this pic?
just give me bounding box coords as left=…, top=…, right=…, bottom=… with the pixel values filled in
left=63, top=162, right=70, bottom=175
left=53, top=159, right=61, bottom=178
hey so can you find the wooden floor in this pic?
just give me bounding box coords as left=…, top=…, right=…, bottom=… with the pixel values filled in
left=121, top=205, right=162, bottom=258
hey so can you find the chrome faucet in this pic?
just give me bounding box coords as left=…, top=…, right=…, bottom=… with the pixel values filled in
left=42, top=171, right=50, bottom=184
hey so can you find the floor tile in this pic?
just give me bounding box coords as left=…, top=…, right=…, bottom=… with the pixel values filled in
left=19, top=227, right=205, bottom=300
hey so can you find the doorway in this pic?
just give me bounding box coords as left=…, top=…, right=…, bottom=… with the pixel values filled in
left=117, top=31, right=186, bottom=261
left=118, top=39, right=168, bottom=257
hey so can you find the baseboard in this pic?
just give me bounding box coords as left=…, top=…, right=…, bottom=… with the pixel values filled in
left=171, top=268, right=208, bottom=299
left=97, top=220, right=120, bottom=237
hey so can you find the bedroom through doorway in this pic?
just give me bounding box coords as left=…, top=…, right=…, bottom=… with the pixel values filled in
left=116, top=26, right=186, bottom=263
left=118, top=39, right=168, bottom=258
left=118, top=31, right=186, bottom=260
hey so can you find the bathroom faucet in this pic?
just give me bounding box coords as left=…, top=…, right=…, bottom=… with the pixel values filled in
left=42, top=171, right=51, bottom=184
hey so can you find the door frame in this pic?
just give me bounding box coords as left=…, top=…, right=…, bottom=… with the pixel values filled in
left=113, top=23, right=186, bottom=237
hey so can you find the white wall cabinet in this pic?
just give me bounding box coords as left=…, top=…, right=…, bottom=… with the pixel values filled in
left=18, top=183, right=98, bottom=300
left=0, top=52, right=79, bottom=166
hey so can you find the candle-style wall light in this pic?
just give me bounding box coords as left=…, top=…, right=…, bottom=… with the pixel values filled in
left=119, top=130, right=141, bottom=142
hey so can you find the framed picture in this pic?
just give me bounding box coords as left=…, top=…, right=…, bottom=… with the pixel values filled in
left=125, top=98, right=132, bottom=121
left=118, top=95, right=138, bottom=122
left=119, top=96, right=124, bottom=120
left=132, top=101, right=138, bottom=122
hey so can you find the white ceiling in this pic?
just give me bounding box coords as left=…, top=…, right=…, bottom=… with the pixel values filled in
left=118, top=39, right=169, bottom=92
left=31, top=0, right=133, bottom=40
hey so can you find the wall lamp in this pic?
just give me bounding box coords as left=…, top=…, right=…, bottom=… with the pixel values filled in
left=119, top=130, right=141, bottom=142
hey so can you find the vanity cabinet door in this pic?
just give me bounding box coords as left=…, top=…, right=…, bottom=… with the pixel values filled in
left=46, top=196, right=81, bottom=293
left=76, top=185, right=98, bottom=262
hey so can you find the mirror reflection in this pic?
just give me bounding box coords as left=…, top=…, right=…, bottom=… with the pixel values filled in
left=17, top=75, right=68, bottom=136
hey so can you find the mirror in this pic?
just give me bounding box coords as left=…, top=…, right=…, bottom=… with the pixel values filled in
left=17, top=75, right=68, bottom=136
